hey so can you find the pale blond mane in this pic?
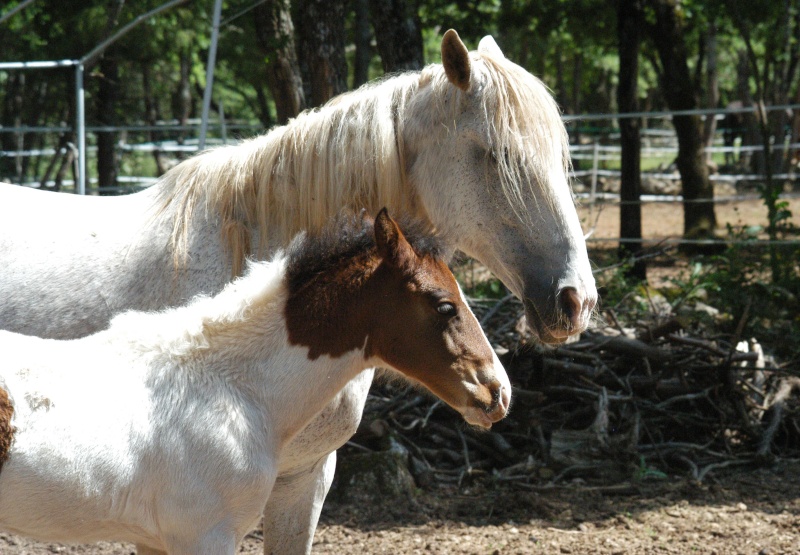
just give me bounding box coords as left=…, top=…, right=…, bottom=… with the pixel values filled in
left=473, top=50, right=569, bottom=223
left=157, top=47, right=569, bottom=276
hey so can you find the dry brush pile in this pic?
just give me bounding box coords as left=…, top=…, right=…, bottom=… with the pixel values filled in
left=338, top=290, right=800, bottom=495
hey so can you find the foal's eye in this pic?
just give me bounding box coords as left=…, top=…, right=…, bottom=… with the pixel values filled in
left=436, top=302, right=457, bottom=317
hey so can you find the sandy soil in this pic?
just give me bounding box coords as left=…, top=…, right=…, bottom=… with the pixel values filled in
left=2, top=460, right=799, bottom=554
left=578, top=194, right=800, bottom=243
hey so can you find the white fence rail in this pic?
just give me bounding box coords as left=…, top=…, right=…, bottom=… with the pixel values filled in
left=1, top=112, right=798, bottom=247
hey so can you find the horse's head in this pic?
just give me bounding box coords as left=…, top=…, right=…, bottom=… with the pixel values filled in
left=367, top=209, right=511, bottom=429
left=403, top=29, right=597, bottom=345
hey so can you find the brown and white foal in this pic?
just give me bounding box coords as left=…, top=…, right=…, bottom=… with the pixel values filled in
left=0, top=209, right=509, bottom=555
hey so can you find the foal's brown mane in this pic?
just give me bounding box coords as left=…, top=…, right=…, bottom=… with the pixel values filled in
left=282, top=210, right=450, bottom=360
left=284, top=210, right=448, bottom=294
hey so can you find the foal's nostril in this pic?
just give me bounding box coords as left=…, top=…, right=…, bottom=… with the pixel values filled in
left=558, top=287, right=584, bottom=331
left=486, top=384, right=510, bottom=417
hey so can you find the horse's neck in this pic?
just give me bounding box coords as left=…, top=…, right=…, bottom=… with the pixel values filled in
left=256, top=345, right=370, bottom=447
left=202, top=324, right=370, bottom=448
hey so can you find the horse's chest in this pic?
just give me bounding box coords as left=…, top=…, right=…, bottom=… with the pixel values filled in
left=277, top=369, right=374, bottom=472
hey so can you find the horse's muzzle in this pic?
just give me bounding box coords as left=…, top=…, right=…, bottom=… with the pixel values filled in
left=524, top=285, right=597, bottom=345
left=464, top=381, right=510, bottom=429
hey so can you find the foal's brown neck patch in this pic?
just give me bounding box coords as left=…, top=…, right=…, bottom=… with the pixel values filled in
left=0, top=386, right=15, bottom=474
left=283, top=212, right=445, bottom=360
left=285, top=249, right=383, bottom=360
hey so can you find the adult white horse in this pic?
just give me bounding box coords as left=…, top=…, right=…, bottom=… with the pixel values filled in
left=0, top=30, right=595, bottom=554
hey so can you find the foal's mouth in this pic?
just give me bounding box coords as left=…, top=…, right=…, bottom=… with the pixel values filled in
left=462, top=385, right=510, bottom=429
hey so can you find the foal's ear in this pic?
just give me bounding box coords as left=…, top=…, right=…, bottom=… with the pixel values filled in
left=375, top=208, right=413, bottom=268
left=442, top=29, right=471, bottom=92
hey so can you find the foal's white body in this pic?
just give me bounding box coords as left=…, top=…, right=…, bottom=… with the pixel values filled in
left=0, top=31, right=594, bottom=554
left=0, top=217, right=509, bottom=553
left=0, top=262, right=368, bottom=553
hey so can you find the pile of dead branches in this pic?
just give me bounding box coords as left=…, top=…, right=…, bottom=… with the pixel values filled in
left=345, top=295, right=800, bottom=488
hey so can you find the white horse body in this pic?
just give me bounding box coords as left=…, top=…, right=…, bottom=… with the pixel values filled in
left=0, top=213, right=509, bottom=553
left=0, top=31, right=595, bottom=554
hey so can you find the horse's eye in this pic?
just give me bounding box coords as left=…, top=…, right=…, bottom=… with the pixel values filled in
left=437, top=302, right=457, bottom=317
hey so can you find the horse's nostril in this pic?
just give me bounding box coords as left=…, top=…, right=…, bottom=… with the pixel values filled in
left=558, top=287, right=584, bottom=331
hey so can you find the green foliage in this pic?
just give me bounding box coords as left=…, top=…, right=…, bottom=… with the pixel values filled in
left=633, top=455, right=667, bottom=481
left=465, top=278, right=507, bottom=300
left=664, top=261, right=721, bottom=312
left=683, top=223, right=799, bottom=359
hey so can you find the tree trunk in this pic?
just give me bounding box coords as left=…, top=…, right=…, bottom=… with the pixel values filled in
left=173, top=47, right=193, bottom=145
left=617, top=0, right=646, bottom=280
left=96, top=56, right=119, bottom=194
left=142, top=63, right=168, bottom=176
left=571, top=52, right=583, bottom=115
left=253, top=0, right=306, bottom=124
left=0, top=73, right=21, bottom=180
left=646, top=0, right=716, bottom=242
left=94, top=0, right=125, bottom=195
left=367, top=0, right=424, bottom=73
left=703, top=22, right=719, bottom=166
left=353, top=0, right=373, bottom=88
left=733, top=53, right=759, bottom=171
left=296, top=0, right=349, bottom=107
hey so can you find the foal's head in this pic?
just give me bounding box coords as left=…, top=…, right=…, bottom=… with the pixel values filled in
left=285, top=209, right=511, bottom=428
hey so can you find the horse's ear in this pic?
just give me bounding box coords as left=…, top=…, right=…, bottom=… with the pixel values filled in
left=375, top=208, right=413, bottom=268
left=478, top=35, right=505, bottom=59
left=441, top=29, right=471, bottom=92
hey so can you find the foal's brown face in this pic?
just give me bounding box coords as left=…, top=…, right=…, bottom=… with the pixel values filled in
left=367, top=210, right=511, bottom=428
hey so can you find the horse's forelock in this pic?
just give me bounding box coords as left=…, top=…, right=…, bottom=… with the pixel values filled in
left=426, top=51, right=568, bottom=229
left=480, top=53, right=571, bottom=222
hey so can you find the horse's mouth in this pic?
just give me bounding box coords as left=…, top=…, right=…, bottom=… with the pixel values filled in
left=462, top=407, right=495, bottom=429
left=462, top=395, right=509, bottom=429
left=524, top=306, right=588, bottom=346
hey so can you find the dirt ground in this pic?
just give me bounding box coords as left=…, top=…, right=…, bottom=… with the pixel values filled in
left=2, top=459, right=799, bottom=554
left=578, top=193, right=800, bottom=244
left=1, top=195, right=798, bottom=554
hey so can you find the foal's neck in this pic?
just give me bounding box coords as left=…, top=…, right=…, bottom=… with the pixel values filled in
left=283, top=249, right=384, bottom=361
left=213, top=252, right=386, bottom=446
